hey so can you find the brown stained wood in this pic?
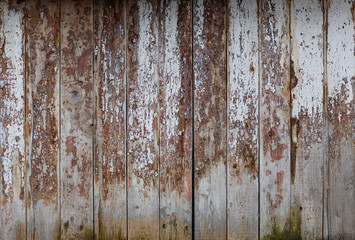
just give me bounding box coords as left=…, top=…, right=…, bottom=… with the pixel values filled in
left=193, top=0, right=227, bottom=238
left=327, top=0, right=355, bottom=238
left=259, top=0, right=291, bottom=237
left=227, top=0, right=259, bottom=239
left=159, top=0, right=193, bottom=239
left=25, top=0, right=61, bottom=239
left=127, top=0, right=160, bottom=238
left=94, top=0, right=127, bottom=239
left=0, top=1, right=26, bottom=239
left=60, top=0, right=94, bottom=238
left=290, top=0, right=324, bottom=238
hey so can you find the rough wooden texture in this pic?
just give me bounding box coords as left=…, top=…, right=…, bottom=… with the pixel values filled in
left=327, top=0, right=355, bottom=238
left=290, top=0, right=324, bottom=239
left=227, top=0, right=259, bottom=239
left=259, top=0, right=291, bottom=238
left=159, top=0, right=193, bottom=239
left=26, top=0, right=61, bottom=239
left=94, top=0, right=127, bottom=239
left=60, top=0, right=94, bottom=238
left=0, top=1, right=26, bottom=239
left=127, top=0, right=160, bottom=238
left=193, top=0, right=227, bottom=238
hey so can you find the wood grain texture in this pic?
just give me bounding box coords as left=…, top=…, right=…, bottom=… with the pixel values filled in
left=94, top=0, right=127, bottom=239
left=327, top=0, right=355, bottom=238
left=26, top=0, right=61, bottom=239
left=227, top=0, right=259, bottom=239
left=159, top=0, right=193, bottom=239
left=127, top=0, right=160, bottom=238
left=0, top=1, right=26, bottom=239
left=193, top=0, right=227, bottom=238
left=290, top=0, right=324, bottom=239
left=60, top=0, right=94, bottom=238
left=259, top=0, right=291, bottom=238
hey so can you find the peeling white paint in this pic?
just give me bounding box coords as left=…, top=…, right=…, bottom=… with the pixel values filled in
left=163, top=0, right=181, bottom=139
left=291, top=0, right=323, bottom=121
left=129, top=0, right=158, bottom=172
left=0, top=5, right=25, bottom=195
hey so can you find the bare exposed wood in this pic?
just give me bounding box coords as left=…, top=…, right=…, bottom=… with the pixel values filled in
left=227, top=0, right=259, bottom=239
left=290, top=0, right=324, bottom=239
left=93, top=0, right=127, bottom=239
left=60, top=0, right=94, bottom=238
left=0, top=1, right=26, bottom=239
left=193, top=0, right=227, bottom=238
left=127, top=0, right=160, bottom=238
left=259, top=0, right=291, bottom=238
left=26, top=0, right=60, bottom=239
left=159, top=0, right=193, bottom=239
left=327, top=0, right=355, bottom=238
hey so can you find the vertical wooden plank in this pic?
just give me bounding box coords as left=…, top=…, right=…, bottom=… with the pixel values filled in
left=159, top=0, right=192, bottom=239
left=290, top=0, right=324, bottom=239
left=127, top=0, right=160, bottom=238
left=227, top=0, right=259, bottom=239
left=94, top=0, right=127, bottom=239
left=327, top=0, right=355, bottom=238
left=61, top=0, right=94, bottom=238
left=259, top=0, right=291, bottom=238
left=26, top=0, right=60, bottom=239
left=0, top=1, right=26, bottom=239
left=193, top=0, right=227, bottom=238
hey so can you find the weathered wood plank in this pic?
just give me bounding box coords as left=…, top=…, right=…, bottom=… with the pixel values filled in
left=290, top=0, right=324, bottom=239
left=94, top=0, right=127, bottom=239
left=26, top=0, right=60, bottom=239
left=327, top=0, right=355, bottom=238
left=60, top=0, right=94, bottom=238
left=259, top=0, right=291, bottom=238
left=159, top=0, right=192, bottom=239
left=193, top=0, right=227, bottom=238
left=127, top=0, right=160, bottom=238
left=0, top=1, right=26, bottom=239
left=227, top=0, right=259, bottom=239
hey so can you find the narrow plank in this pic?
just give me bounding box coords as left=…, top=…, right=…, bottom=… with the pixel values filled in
left=127, top=0, right=160, bottom=238
left=26, top=0, right=60, bottom=239
left=193, top=0, right=227, bottom=238
left=94, top=0, right=127, bottom=239
left=227, top=0, right=259, bottom=239
left=60, top=0, right=94, bottom=238
left=259, top=0, right=291, bottom=238
left=290, top=0, right=324, bottom=239
left=0, top=1, right=26, bottom=239
left=159, top=0, right=192, bottom=239
left=327, top=0, right=355, bottom=238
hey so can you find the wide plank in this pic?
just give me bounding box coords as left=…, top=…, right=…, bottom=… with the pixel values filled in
left=127, top=0, right=160, bottom=238
left=0, top=1, right=26, bottom=239
left=327, top=0, right=355, bottom=238
left=193, top=0, right=227, bottom=238
left=227, top=0, right=259, bottom=239
left=60, top=0, right=94, bottom=238
left=26, top=0, right=61, bottom=239
left=159, top=0, right=193, bottom=239
left=259, top=0, right=291, bottom=238
left=94, top=0, right=127, bottom=239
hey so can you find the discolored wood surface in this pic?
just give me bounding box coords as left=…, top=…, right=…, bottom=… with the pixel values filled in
left=26, top=0, right=61, bottom=239
left=0, top=0, right=353, bottom=239
left=60, top=0, right=94, bottom=238
left=94, top=0, right=127, bottom=239
left=159, top=0, right=193, bottom=239
left=0, top=1, right=26, bottom=239
left=227, top=0, right=259, bottom=239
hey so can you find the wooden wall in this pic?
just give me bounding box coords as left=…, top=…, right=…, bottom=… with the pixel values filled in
left=0, top=0, right=354, bottom=239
